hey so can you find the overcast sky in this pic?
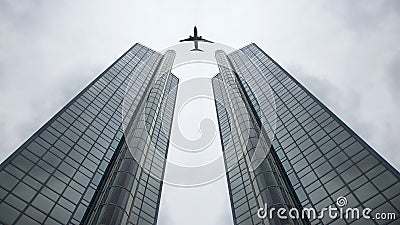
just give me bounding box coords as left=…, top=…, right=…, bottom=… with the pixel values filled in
left=1, top=0, right=399, bottom=224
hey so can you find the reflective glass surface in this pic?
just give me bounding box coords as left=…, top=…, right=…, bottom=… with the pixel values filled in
left=223, top=43, right=400, bottom=225
left=0, top=44, right=177, bottom=225
left=213, top=50, right=306, bottom=225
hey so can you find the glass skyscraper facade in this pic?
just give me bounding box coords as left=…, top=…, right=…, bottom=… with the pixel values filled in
left=213, top=51, right=306, bottom=225
left=0, top=44, right=178, bottom=225
left=0, top=41, right=399, bottom=225
left=212, top=43, right=400, bottom=225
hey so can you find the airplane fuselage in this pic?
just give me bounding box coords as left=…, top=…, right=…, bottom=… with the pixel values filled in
left=194, top=26, right=198, bottom=37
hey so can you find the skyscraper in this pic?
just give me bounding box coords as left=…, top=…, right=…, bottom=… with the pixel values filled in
left=0, top=40, right=399, bottom=225
left=212, top=44, right=400, bottom=225
left=0, top=43, right=178, bottom=225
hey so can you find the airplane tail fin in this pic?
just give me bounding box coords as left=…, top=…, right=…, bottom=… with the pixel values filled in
left=190, top=48, right=204, bottom=52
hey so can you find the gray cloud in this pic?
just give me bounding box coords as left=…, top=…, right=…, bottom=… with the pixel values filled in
left=323, top=0, right=400, bottom=34
left=386, top=52, right=400, bottom=102
left=1, top=0, right=400, bottom=224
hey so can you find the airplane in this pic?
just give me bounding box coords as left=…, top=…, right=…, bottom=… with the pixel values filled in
left=179, top=26, right=214, bottom=52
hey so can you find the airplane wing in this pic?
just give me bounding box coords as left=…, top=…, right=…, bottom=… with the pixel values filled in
left=179, top=37, right=194, bottom=42
left=198, top=38, right=214, bottom=43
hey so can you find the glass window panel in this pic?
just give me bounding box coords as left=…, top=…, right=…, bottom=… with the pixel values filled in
left=0, top=203, right=20, bottom=224
left=15, top=214, right=40, bottom=225
left=12, top=155, right=34, bottom=173
left=14, top=182, right=36, bottom=202
left=354, top=182, right=378, bottom=202
left=309, top=187, right=327, bottom=204
left=372, top=171, right=397, bottom=191
left=25, top=206, right=46, bottom=223
left=0, top=171, right=18, bottom=191
left=50, top=205, right=72, bottom=224
left=5, top=193, right=27, bottom=210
